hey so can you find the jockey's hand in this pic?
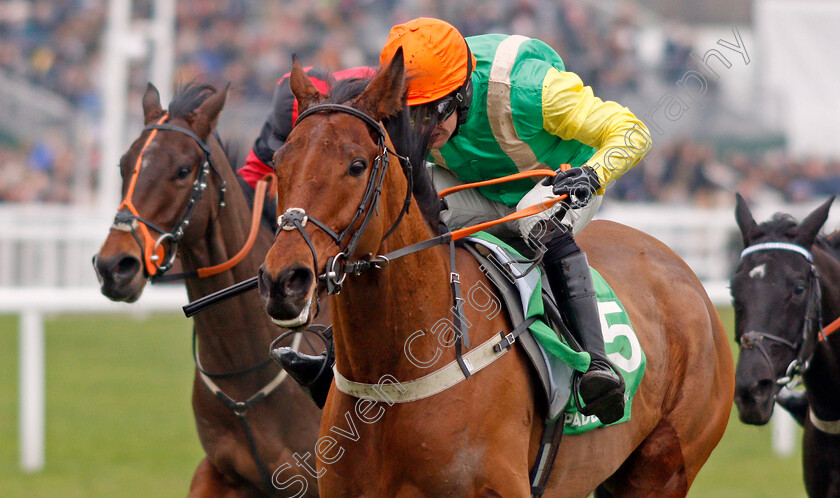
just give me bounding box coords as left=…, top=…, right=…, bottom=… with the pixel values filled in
left=545, top=166, right=601, bottom=207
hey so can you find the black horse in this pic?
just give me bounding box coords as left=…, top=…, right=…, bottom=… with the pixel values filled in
left=732, top=193, right=840, bottom=497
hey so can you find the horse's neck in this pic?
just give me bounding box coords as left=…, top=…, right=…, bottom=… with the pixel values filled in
left=805, top=248, right=840, bottom=419
left=332, top=204, right=455, bottom=384
left=817, top=248, right=840, bottom=321
left=180, top=139, right=274, bottom=373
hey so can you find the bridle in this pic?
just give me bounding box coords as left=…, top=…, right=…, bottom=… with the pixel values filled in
left=276, top=103, right=412, bottom=295
left=275, top=102, right=476, bottom=378
left=737, top=242, right=823, bottom=387
left=110, top=113, right=226, bottom=280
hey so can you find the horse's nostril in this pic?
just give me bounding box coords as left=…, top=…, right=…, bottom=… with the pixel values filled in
left=95, top=254, right=141, bottom=283
left=258, top=265, right=271, bottom=296
left=736, top=378, right=776, bottom=402
left=285, top=267, right=313, bottom=296
left=115, top=256, right=140, bottom=278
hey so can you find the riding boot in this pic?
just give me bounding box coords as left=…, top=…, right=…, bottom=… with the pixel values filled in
left=543, top=232, right=626, bottom=425
left=270, top=338, right=334, bottom=409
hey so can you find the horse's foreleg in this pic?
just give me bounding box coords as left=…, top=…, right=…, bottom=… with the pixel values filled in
left=188, top=457, right=265, bottom=498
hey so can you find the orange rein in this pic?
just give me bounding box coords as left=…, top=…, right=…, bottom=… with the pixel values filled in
left=822, top=316, right=840, bottom=342
left=116, top=113, right=272, bottom=279
left=441, top=168, right=840, bottom=340
left=437, top=167, right=569, bottom=241
left=196, top=173, right=274, bottom=278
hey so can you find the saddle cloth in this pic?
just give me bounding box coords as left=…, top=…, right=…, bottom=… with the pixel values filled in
left=464, top=232, right=646, bottom=434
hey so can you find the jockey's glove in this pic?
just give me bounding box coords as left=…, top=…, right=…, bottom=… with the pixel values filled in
left=544, top=165, right=601, bottom=208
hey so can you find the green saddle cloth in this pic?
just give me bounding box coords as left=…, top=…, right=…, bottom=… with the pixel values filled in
left=468, top=232, right=646, bottom=434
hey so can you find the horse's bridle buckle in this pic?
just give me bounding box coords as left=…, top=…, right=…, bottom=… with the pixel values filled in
left=279, top=207, right=308, bottom=231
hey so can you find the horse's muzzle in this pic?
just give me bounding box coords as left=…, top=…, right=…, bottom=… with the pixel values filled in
left=93, top=253, right=144, bottom=302
left=258, top=263, right=316, bottom=327
left=734, top=376, right=777, bottom=425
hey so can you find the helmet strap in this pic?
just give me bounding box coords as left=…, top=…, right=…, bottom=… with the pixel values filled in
left=450, top=41, right=474, bottom=139
left=456, top=43, right=473, bottom=127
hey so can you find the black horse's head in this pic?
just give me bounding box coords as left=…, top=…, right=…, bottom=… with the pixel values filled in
left=731, top=193, right=834, bottom=425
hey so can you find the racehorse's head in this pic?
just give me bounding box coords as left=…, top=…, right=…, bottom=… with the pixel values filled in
left=731, top=193, right=834, bottom=424
left=259, top=51, right=408, bottom=328
left=93, top=83, right=228, bottom=301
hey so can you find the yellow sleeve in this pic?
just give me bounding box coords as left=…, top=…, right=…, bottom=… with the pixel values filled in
left=541, top=67, right=652, bottom=187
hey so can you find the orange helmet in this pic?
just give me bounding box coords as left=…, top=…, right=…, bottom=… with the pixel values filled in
left=380, top=18, right=476, bottom=106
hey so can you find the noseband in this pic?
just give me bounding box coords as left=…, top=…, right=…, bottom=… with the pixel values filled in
left=276, top=103, right=411, bottom=294
left=111, top=114, right=226, bottom=278
left=738, top=242, right=822, bottom=386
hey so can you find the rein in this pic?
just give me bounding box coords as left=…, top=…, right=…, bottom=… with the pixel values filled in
left=182, top=148, right=568, bottom=315
left=111, top=113, right=270, bottom=281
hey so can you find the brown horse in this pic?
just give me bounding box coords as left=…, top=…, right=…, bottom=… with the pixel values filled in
left=259, top=54, right=734, bottom=496
left=93, top=82, right=323, bottom=496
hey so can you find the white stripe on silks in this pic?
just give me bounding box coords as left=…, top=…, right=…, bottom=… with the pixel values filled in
left=486, top=35, right=545, bottom=173
left=429, top=149, right=449, bottom=170
left=740, top=242, right=813, bottom=262
left=333, top=331, right=512, bottom=403
left=810, top=410, right=840, bottom=434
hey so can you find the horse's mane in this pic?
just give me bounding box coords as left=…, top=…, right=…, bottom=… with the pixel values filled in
left=168, top=82, right=217, bottom=120
left=168, top=81, right=240, bottom=173
left=327, top=77, right=443, bottom=231
left=756, top=213, right=840, bottom=260
left=755, top=214, right=800, bottom=241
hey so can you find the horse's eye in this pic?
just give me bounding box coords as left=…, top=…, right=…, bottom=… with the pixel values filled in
left=348, top=158, right=367, bottom=177
left=794, top=283, right=807, bottom=295
left=175, top=166, right=192, bottom=180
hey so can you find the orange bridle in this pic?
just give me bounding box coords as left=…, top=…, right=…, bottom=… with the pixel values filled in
left=112, top=113, right=271, bottom=280
left=114, top=114, right=170, bottom=275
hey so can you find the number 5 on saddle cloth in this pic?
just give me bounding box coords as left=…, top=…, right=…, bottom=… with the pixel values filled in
left=465, top=231, right=645, bottom=434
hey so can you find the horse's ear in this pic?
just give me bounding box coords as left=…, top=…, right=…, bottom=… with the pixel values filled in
left=289, top=55, right=324, bottom=113
left=189, top=84, right=229, bottom=140
left=353, top=47, right=405, bottom=121
left=796, top=195, right=835, bottom=247
left=142, top=83, right=164, bottom=124
left=735, top=192, right=759, bottom=246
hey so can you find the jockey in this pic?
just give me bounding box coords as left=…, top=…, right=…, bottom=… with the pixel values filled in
left=277, top=18, right=651, bottom=424
left=237, top=66, right=376, bottom=226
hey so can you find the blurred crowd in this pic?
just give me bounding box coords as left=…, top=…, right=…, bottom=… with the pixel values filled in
left=0, top=0, right=836, bottom=206
left=611, top=141, right=840, bottom=207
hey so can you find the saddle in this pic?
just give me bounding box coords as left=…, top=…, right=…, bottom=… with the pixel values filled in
left=462, top=232, right=645, bottom=433
left=463, top=237, right=575, bottom=421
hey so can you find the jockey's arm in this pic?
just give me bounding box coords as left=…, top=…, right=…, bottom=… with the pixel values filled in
left=541, top=68, right=652, bottom=189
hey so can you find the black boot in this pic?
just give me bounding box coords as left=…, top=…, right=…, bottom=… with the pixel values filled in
left=544, top=239, right=626, bottom=425
left=270, top=335, right=334, bottom=409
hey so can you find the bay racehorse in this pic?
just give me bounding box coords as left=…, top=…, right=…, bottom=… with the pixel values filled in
left=259, top=52, right=735, bottom=496
left=93, top=82, right=324, bottom=496
left=732, top=193, right=840, bottom=497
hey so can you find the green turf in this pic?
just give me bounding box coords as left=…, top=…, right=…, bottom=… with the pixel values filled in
left=0, top=312, right=202, bottom=497
left=0, top=308, right=807, bottom=496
